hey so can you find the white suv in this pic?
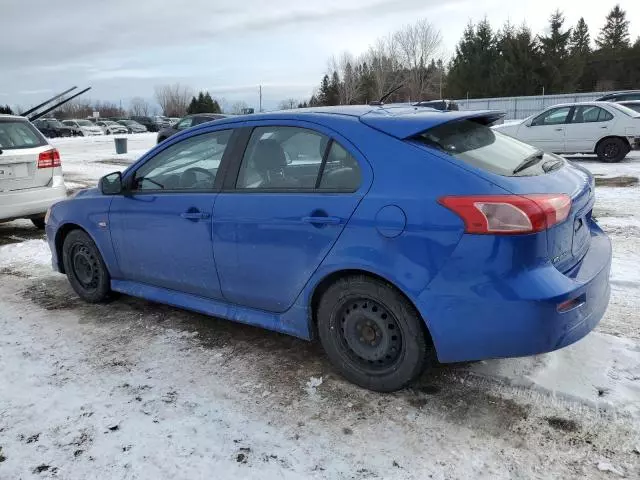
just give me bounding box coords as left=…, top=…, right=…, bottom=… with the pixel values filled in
left=0, top=115, right=67, bottom=229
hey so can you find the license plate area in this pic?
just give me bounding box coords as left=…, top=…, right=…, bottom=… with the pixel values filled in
left=0, top=163, right=29, bottom=179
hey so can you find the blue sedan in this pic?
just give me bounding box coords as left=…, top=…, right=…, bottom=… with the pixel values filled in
left=45, top=105, right=611, bottom=392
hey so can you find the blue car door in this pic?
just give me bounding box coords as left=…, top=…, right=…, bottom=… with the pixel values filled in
left=109, top=129, right=234, bottom=299
left=213, top=122, right=368, bottom=312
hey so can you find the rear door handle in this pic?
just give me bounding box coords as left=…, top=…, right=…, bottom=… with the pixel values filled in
left=600, top=126, right=608, bottom=129
left=181, top=211, right=210, bottom=220
left=554, top=128, right=564, bottom=131
left=301, top=216, right=342, bottom=225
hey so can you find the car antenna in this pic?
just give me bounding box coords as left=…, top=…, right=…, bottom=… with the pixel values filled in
left=369, top=84, right=403, bottom=106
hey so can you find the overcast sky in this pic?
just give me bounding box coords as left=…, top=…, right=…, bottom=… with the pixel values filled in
left=1, top=0, right=639, bottom=112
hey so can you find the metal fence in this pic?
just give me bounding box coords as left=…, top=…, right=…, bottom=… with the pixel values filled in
left=454, top=91, right=614, bottom=120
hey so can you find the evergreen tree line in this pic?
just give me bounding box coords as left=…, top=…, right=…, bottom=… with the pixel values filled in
left=0, top=105, right=13, bottom=115
left=305, top=4, right=640, bottom=107
left=187, top=91, right=221, bottom=114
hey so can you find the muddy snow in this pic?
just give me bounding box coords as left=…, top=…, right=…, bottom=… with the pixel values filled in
left=0, top=138, right=639, bottom=479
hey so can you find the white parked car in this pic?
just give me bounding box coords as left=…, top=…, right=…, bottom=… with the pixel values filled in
left=62, top=119, right=105, bottom=136
left=493, top=102, right=640, bottom=162
left=95, top=120, right=128, bottom=135
left=0, top=115, right=66, bottom=229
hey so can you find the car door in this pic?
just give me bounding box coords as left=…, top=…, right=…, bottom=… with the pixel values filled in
left=564, top=105, right=616, bottom=152
left=517, top=106, right=572, bottom=153
left=212, top=122, right=368, bottom=313
left=109, top=129, right=235, bottom=299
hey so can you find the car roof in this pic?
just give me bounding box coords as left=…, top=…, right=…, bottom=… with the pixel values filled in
left=542, top=101, right=620, bottom=108
left=0, top=114, right=27, bottom=120
left=199, top=105, right=503, bottom=139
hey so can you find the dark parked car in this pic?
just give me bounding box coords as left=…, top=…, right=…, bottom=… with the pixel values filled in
left=157, top=113, right=227, bottom=143
left=33, top=118, right=75, bottom=138
left=596, top=90, right=640, bottom=102
left=130, top=116, right=160, bottom=133
left=413, top=100, right=459, bottom=111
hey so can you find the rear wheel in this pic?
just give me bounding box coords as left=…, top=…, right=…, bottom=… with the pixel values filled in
left=317, top=275, right=432, bottom=392
left=31, top=216, right=46, bottom=230
left=62, top=230, right=111, bottom=303
left=596, top=138, right=629, bottom=162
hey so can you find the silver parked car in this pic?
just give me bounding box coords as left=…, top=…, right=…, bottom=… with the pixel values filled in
left=62, top=119, right=105, bottom=136
left=0, top=115, right=67, bottom=229
left=117, top=119, right=148, bottom=133
left=95, top=120, right=128, bottom=135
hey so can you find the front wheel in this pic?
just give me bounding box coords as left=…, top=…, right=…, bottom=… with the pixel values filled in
left=31, top=216, right=46, bottom=229
left=596, top=138, right=629, bottom=163
left=317, top=275, right=432, bottom=392
left=62, top=229, right=112, bottom=303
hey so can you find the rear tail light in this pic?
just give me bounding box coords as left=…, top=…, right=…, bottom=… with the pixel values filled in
left=439, top=194, right=571, bottom=234
left=37, top=148, right=61, bottom=169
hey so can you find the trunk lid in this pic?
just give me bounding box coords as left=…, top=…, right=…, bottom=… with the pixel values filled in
left=496, top=161, right=594, bottom=273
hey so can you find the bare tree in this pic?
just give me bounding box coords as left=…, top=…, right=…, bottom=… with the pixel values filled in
left=392, top=20, right=442, bottom=101
left=129, top=97, right=151, bottom=117
left=329, top=52, right=362, bottom=105
left=365, top=36, right=400, bottom=100
left=278, top=98, right=299, bottom=110
left=154, top=83, right=193, bottom=117
left=230, top=101, right=249, bottom=114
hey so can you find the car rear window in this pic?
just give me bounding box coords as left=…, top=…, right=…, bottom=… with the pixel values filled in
left=412, top=119, right=555, bottom=176
left=608, top=103, right=640, bottom=117
left=0, top=119, right=47, bottom=149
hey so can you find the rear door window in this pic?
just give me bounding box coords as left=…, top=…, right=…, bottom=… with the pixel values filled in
left=236, top=126, right=327, bottom=190
left=319, top=142, right=361, bottom=191
left=413, top=119, right=559, bottom=177
left=571, top=106, right=613, bottom=123
left=0, top=120, right=47, bottom=149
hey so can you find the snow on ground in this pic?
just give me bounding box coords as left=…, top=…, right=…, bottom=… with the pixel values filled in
left=1, top=138, right=639, bottom=479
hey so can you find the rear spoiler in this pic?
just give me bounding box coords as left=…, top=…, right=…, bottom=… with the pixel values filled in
left=360, top=109, right=505, bottom=139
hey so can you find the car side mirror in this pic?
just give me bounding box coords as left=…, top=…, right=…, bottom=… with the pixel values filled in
left=99, top=171, right=123, bottom=195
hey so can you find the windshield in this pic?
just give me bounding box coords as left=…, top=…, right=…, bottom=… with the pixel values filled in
left=413, top=119, right=560, bottom=176
left=609, top=103, right=640, bottom=117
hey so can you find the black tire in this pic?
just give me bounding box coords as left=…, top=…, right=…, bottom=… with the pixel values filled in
left=31, top=216, right=46, bottom=230
left=317, top=275, right=432, bottom=392
left=62, top=229, right=111, bottom=303
left=596, top=137, right=629, bottom=163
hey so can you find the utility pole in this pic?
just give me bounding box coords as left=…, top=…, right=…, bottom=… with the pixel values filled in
left=259, top=85, right=262, bottom=112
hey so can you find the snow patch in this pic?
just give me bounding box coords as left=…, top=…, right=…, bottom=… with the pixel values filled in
left=305, top=376, right=323, bottom=394
left=0, top=239, right=52, bottom=274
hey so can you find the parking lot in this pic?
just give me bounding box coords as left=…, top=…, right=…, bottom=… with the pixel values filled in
left=1, top=135, right=639, bottom=479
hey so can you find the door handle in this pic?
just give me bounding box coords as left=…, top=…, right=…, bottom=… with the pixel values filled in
left=180, top=211, right=210, bottom=220
left=600, top=126, right=608, bottom=129
left=301, top=216, right=342, bottom=225
left=554, top=128, right=564, bottom=131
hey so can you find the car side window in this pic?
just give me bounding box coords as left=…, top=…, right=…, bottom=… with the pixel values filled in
left=176, top=118, right=193, bottom=130
left=572, top=106, right=613, bottom=123
left=319, top=141, right=361, bottom=191
left=531, top=107, right=572, bottom=126
left=236, top=126, right=328, bottom=190
left=133, top=130, right=231, bottom=191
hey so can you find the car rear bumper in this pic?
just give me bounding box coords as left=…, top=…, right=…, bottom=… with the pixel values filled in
left=0, top=177, right=67, bottom=221
left=416, top=220, right=611, bottom=363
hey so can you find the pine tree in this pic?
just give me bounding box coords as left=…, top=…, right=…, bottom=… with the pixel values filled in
left=596, top=4, right=630, bottom=49
left=539, top=10, right=573, bottom=93
left=496, top=23, right=543, bottom=96
left=0, top=105, right=13, bottom=114
left=570, top=17, right=591, bottom=55
left=187, top=96, right=198, bottom=115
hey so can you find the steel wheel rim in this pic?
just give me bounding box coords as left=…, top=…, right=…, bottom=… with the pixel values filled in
left=71, top=244, right=99, bottom=291
left=336, top=298, right=403, bottom=371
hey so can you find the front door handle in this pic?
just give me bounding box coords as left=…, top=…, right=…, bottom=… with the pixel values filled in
left=301, top=216, right=342, bottom=225
left=554, top=128, right=564, bottom=131
left=181, top=210, right=210, bottom=220
left=600, top=126, right=608, bottom=129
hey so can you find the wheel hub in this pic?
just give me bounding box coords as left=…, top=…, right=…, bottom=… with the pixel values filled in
left=72, top=247, right=97, bottom=288
left=339, top=300, right=402, bottom=366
